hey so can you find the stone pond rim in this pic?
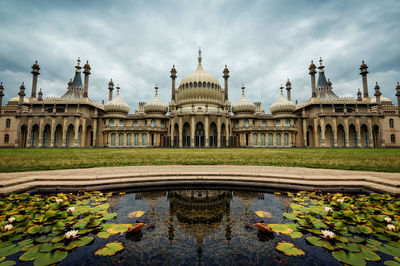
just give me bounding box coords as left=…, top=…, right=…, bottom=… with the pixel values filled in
left=0, top=165, right=399, bottom=196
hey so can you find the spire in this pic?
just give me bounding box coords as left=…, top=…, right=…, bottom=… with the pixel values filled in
left=241, top=84, right=245, bottom=95
left=75, top=57, right=82, bottom=72
left=155, top=84, right=159, bottom=95
left=318, top=57, right=324, bottom=73
left=286, top=79, right=292, bottom=101
left=280, top=84, right=284, bottom=95
left=116, top=84, right=120, bottom=95
left=317, top=58, right=329, bottom=88
left=196, top=47, right=204, bottom=72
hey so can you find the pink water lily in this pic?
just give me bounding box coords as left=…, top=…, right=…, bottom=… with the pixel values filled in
left=56, top=199, right=63, bottom=203
left=321, top=230, right=335, bottom=239
left=65, top=230, right=78, bottom=239
left=67, top=207, right=75, bottom=213
left=8, top=217, right=15, bottom=223
left=336, top=199, right=344, bottom=203
left=4, top=224, right=13, bottom=231
left=384, top=217, right=392, bottom=223
left=324, top=207, right=332, bottom=213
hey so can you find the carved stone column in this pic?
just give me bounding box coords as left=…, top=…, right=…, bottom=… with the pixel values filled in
left=205, top=116, right=209, bottom=147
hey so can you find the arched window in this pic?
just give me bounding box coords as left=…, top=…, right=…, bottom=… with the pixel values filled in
left=261, top=133, right=266, bottom=146
left=198, top=81, right=201, bottom=87
left=391, top=134, right=396, bottom=143
left=211, top=83, right=214, bottom=89
left=253, top=133, right=258, bottom=147
left=235, top=120, right=239, bottom=129
left=284, top=133, right=289, bottom=147
left=119, top=120, right=124, bottom=126
left=133, top=121, right=138, bottom=127
left=389, top=119, right=394, bottom=129
left=119, top=133, right=124, bottom=146
left=203, top=81, right=206, bottom=87
left=142, top=134, right=147, bottom=146
left=194, top=82, right=197, bottom=88
left=160, top=120, right=165, bottom=128
left=244, top=119, right=249, bottom=128
left=111, top=133, right=116, bottom=147
left=207, top=82, right=210, bottom=88
left=4, top=134, right=9, bottom=144
left=285, top=119, right=290, bottom=126
left=6, top=119, right=11, bottom=128
left=189, top=82, right=193, bottom=88
left=151, top=119, right=156, bottom=128
left=276, top=133, right=281, bottom=146
left=268, top=133, right=273, bottom=146
left=262, top=121, right=267, bottom=127
left=134, top=133, right=139, bottom=146
left=276, top=120, right=281, bottom=126
left=127, top=134, right=132, bottom=146
left=109, top=119, right=114, bottom=126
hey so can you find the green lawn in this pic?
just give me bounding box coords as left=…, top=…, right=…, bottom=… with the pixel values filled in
left=0, top=148, right=399, bottom=173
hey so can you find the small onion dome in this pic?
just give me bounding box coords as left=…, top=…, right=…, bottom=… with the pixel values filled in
left=309, top=60, right=316, bottom=68
left=144, top=86, right=168, bottom=114
left=84, top=60, right=90, bottom=69
left=371, top=95, right=392, bottom=104
left=270, top=87, right=296, bottom=114
left=232, top=86, right=256, bottom=114
left=104, top=86, right=130, bottom=113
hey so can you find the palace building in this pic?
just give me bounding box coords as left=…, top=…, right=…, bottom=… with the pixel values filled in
left=0, top=49, right=399, bottom=148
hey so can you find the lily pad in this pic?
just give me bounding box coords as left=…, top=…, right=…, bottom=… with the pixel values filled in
left=27, top=225, right=41, bottom=234
left=267, top=224, right=293, bottom=234
left=289, top=231, right=303, bottom=239
left=71, top=236, right=94, bottom=247
left=94, top=241, right=124, bottom=256
left=254, top=211, right=272, bottom=218
left=332, top=250, right=366, bottom=266
left=306, top=236, right=327, bottom=247
left=97, top=232, right=111, bottom=239
left=0, top=244, right=22, bottom=257
left=0, top=261, right=16, bottom=266
left=33, top=250, right=68, bottom=266
left=128, top=211, right=145, bottom=218
left=107, top=224, right=132, bottom=234
left=359, top=245, right=381, bottom=261
left=276, top=241, right=305, bottom=256
left=19, top=245, right=41, bottom=261
left=384, top=261, right=400, bottom=266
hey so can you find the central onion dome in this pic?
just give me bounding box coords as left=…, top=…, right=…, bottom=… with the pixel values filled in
left=104, top=86, right=130, bottom=114
left=232, top=86, right=256, bottom=114
left=270, top=87, right=296, bottom=114
left=175, top=49, right=224, bottom=106
left=144, top=86, right=168, bottom=114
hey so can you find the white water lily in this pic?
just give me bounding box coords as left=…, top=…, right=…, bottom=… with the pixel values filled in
left=65, top=230, right=78, bottom=239
left=384, top=217, right=392, bottom=223
left=4, top=224, right=13, bottom=231
left=337, top=199, right=344, bottom=203
left=324, top=207, right=332, bottom=213
left=67, top=207, right=75, bottom=213
left=387, top=224, right=396, bottom=231
left=321, top=230, right=335, bottom=239
left=56, top=199, right=63, bottom=203
left=8, top=217, right=15, bottom=223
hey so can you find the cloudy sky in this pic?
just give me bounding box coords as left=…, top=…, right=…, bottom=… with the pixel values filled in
left=0, top=0, right=399, bottom=112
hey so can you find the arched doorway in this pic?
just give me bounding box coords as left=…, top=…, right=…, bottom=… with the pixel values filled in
left=182, top=122, right=191, bottom=147
left=86, top=125, right=93, bottom=147
left=221, top=123, right=227, bottom=147
left=325, top=124, right=334, bottom=147
left=372, top=125, right=380, bottom=147
left=195, top=122, right=205, bottom=147
left=261, top=133, right=266, bottom=147
left=31, top=124, right=39, bottom=147
left=20, top=125, right=27, bottom=147
left=317, top=125, right=322, bottom=147
left=349, top=124, right=357, bottom=147
left=253, top=133, right=258, bottom=147
left=54, top=124, right=63, bottom=147
left=42, top=124, right=51, bottom=147
left=134, top=133, right=140, bottom=146
left=337, top=124, right=345, bottom=147
left=361, top=124, right=369, bottom=147
left=306, top=125, right=314, bottom=147
left=65, top=125, right=75, bottom=147
left=209, top=122, right=217, bottom=147
left=173, top=123, right=179, bottom=147
left=77, top=126, right=82, bottom=147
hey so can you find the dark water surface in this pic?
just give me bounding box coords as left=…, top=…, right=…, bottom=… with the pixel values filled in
left=58, top=189, right=341, bottom=266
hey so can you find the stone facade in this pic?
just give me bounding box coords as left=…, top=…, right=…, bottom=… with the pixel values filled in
left=0, top=52, right=399, bottom=148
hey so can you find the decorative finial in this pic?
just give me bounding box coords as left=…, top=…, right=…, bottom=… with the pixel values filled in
left=280, top=85, right=283, bottom=94
left=362, top=60, right=365, bottom=64
left=198, top=47, right=202, bottom=64
left=22, top=82, right=24, bottom=86
left=116, top=84, right=120, bottom=95
left=225, top=64, right=227, bottom=68
left=173, top=64, right=175, bottom=68
left=35, top=60, right=38, bottom=64
left=77, top=57, right=81, bottom=66
left=319, top=57, right=322, bottom=66
left=241, top=84, right=245, bottom=95
left=155, top=84, right=159, bottom=95
left=311, top=60, right=314, bottom=64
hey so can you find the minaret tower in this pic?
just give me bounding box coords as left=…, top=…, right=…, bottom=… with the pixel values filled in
left=18, top=82, right=26, bottom=105
left=170, top=65, right=177, bottom=101
left=374, top=82, right=381, bottom=104
left=309, top=60, right=317, bottom=98
left=31, top=61, right=40, bottom=99
left=223, top=65, right=229, bottom=101
left=360, top=60, right=369, bottom=99
left=396, top=82, right=400, bottom=114
left=0, top=82, right=4, bottom=113
left=83, top=60, right=91, bottom=98
left=285, top=79, right=292, bottom=101
left=108, top=79, right=114, bottom=101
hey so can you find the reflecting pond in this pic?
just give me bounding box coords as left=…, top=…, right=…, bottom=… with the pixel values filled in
left=1, top=189, right=400, bottom=266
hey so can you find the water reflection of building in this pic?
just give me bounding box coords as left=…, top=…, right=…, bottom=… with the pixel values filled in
left=167, top=190, right=232, bottom=262
left=233, top=191, right=264, bottom=213
left=274, top=193, right=292, bottom=211
left=136, top=191, right=166, bottom=213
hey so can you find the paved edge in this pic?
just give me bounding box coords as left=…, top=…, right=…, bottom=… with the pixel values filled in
left=0, top=165, right=400, bottom=196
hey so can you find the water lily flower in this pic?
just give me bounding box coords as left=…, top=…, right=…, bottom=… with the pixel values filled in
left=324, top=207, right=332, bottom=213
left=67, top=207, right=75, bottom=213
left=384, top=217, right=392, bottom=223
left=56, top=199, right=63, bottom=203
left=387, top=224, right=396, bottom=231
left=4, top=224, right=13, bottom=231
left=65, top=230, right=78, bottom=239
left=8, top=217, right=15, bottom=223
left=321, top=230, right=335, bottom=239
left=336, top=199, right=344, bottom=203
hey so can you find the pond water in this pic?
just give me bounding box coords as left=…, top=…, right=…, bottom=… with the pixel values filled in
left=59, top=189, right=341, bottom=266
